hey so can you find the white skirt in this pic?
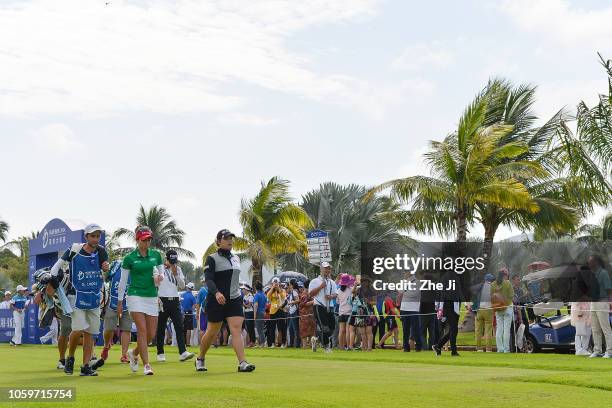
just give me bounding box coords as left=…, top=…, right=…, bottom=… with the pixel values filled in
left=127, top=295, right=159, bottom=316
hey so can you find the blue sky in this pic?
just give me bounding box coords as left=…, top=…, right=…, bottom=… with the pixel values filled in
left=1, top=0, right=610, bottom=258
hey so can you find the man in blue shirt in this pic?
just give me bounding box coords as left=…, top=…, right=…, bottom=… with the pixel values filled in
left=196, top=281, right=208, bottom=338
left=181, top=283, right=197, bottom=347
left=9, top=285, right=29, bottom=346
left=252, top=282, right=268, bottom=347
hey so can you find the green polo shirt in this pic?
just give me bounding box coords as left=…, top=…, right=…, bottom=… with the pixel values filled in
left=122, top=248, right=163, bottom=297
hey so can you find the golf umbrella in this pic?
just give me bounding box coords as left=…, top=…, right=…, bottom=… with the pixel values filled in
left=527, top=261, right=551, bottom=272
left=265, top=271, right=307, bottom=286
left=521, top=264, right=579, bottom=283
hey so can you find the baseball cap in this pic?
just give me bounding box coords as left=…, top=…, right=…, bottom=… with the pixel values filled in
left=216, top=229, right=236, bottom=240
left=84, top=223, right=103, bottom=235
left=186, top=282, right=195, bottom=290
left=136, top=226, right=153, bottom=241
left=484, top=273, right=495, bottom=282
left=297, top=281, right=304, bottom=288
left=320, top=261, right=332, bottom=268
left=16, top=285, right=27, bottom=292
left=4, top=291, right=11, bottom=296
left=271, top=277, right=280, bottom=283
left=166, top=249, right=178, bottom=264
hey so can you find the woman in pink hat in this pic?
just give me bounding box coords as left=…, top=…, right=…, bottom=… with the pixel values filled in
left=337, top=273, right=355, bottom=350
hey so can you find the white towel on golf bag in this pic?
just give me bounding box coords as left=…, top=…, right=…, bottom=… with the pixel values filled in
left=516, top=323, right=525, bottom=349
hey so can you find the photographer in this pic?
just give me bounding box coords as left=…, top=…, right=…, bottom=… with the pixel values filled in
left=308, top=262, right=337, bottom=353
left=266, top=277, right=287, bottom=347
left=156, top=249, right=194, bottom=362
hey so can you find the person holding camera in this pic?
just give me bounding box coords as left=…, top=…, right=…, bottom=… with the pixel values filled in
left=156, top=249, right=195, bottom=362
left=266, top=277, right=287, bottom=348
left=308, top=262, right=337, bottom=353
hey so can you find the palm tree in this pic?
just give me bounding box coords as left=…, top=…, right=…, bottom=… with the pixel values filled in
left=574, top=213, right=612, bottom=243
left=235, top=177, right=313, bottom=285
left=2, top=231, right=39, bottom=259
left=114, top=204, right=194, bottom=258
left=0, top=218, right=8, bottom=243
left=571, top=54, right=612, bottom=180
left=367, top=86, right=537, bottom=244
left=292, top=182, right=411, bottom=276
left=474, top=80, right=580, bottom=270
left=551, top=54, right=612, bottom=211
left=103, top=230, right=124, bottom=262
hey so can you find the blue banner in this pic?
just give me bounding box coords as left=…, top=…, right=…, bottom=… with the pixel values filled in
left=0, top=309, right=17, bottom=343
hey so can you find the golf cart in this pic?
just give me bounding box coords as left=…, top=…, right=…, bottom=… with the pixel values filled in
left=524, top=301, right=575, bottom=353
left=521, top=264, right=577, bottom=353
left=521, top=263, right=612, bottom=353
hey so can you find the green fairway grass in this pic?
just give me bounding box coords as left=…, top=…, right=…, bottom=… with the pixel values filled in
left=0, top=344, right=610, bottom=408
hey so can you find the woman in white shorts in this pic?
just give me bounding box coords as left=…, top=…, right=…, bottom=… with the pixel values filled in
left=117, top=226, right=164, bottom=375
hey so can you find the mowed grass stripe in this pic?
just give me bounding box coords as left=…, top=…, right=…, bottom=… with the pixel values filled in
left=0, top=345, right=609, bottom=408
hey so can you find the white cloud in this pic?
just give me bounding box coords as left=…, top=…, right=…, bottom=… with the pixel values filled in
left=31, top=123, right=83, bottom=154
left=392, top=42, right=453, bottom=71
left=396, top=144, right=430, bottom=179
left=535, top=79, right=604, bottom=119
left=0, top=0, right=396, bottom=119
left=500, top=0, right=612, bottom=49
left=219, top=113, right=280, bottom=127
left=345, top=78, right=436, bottom=120
left=167, top=196, right=201, bottom=212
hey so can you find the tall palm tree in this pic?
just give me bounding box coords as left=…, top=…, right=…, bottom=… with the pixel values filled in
left=474, top=80, right=580, bottom=270
left=0, top=218, right=9, bottom=244
left=239, top=177, right=313, bottom=284
left=367, top=86, right=538, bottom=244
left=571, top=54, right=612, bottom=180
left=114, top=204, right=194, bottom=258
left=551, top=54, right=612, bottom=211
left=292, top=182, right=410, bottom=276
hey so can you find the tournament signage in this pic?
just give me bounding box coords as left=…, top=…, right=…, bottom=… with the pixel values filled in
left=13, top=218, right=105, bottom=345
left=306, top=229, right=332, bottom=265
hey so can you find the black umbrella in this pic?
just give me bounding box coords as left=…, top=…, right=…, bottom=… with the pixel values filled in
left=265, top=271, right=307, bottom=286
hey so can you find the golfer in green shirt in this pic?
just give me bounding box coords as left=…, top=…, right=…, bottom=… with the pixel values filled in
left=117, top=226, right=164, bottom=375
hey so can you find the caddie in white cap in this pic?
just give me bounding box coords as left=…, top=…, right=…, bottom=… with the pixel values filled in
left=49, top=222, right=109, bottom=376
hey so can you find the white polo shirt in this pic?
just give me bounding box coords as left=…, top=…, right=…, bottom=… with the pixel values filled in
left=309, top=276, right=337, bottom=308
left=399, top=277, right=421, bottom=312
left=157, top=265, right=185, bottom=298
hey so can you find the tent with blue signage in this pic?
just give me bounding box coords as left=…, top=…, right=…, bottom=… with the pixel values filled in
left=0, top=218, right=105, bottom=344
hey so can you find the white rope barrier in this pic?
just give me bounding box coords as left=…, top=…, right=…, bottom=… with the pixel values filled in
left=233, top=303, right=610, bottom=321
